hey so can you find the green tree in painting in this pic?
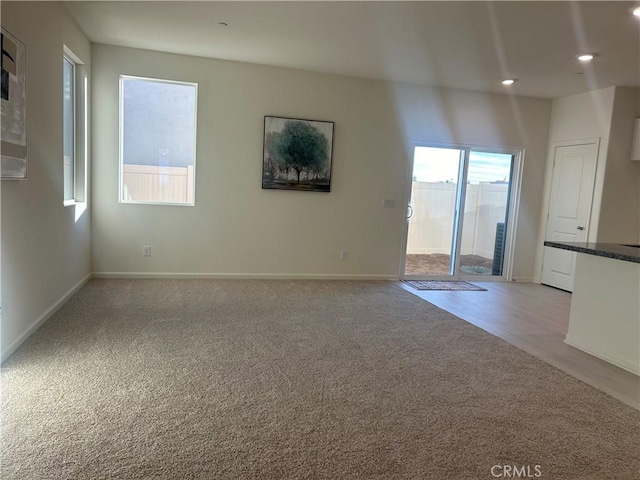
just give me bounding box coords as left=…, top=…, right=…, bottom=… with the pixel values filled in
left=264, top=131, right=280, bottom=180
left=275, top=121, right=328, bottom=183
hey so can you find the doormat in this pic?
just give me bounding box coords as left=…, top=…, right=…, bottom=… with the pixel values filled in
left=402, top=280, right=487, bottom=291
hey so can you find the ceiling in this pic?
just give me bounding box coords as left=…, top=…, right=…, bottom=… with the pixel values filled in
left=63, top=1, right=640, bottom=99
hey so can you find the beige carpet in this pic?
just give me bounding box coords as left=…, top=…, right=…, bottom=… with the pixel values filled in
left=2, top=279, right=639, bottom=479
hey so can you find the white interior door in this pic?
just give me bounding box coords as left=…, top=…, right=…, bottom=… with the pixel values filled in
left=541, top=142, right=598, bottom=291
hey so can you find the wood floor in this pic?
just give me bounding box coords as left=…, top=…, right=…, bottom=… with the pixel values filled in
left=399, top=281, right=640, bottom=409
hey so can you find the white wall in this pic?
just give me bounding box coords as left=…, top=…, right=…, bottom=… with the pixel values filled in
left=534, top=86, right=640, bottom=281
left=534, top=87, right=615, bottom=282
left=597, top=87, right=640, bottom=243
left=1, top=2, right=91, bottom=359
left=91, top=44, right=551, bottom=281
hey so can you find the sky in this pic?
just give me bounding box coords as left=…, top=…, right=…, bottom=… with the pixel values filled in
left=413, top=146, right=512, bottom=184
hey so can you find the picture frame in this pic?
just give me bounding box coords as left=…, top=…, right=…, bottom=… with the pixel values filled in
left=1, top=27, right=27, bottom=180
left=262, top=115, right=334, bottom=192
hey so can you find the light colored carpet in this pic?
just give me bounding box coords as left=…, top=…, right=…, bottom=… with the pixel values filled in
left=2, top=279, right=639, bottom=479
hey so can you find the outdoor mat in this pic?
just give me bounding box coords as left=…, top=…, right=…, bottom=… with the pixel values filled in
left=402, top=280, right=487, bottom=291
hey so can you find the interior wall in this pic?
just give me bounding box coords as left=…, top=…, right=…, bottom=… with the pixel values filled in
left=533, top=87, right=616, bottom=282
left=386, top=83, right=551, bottom=281
left=91, top=44, right=551, bottom=281
left=597, top=87, right=640, bottom=243
left=1, top=2, right=92, bottom=359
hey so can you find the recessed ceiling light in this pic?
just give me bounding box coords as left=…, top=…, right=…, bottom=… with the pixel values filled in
left=577, top=53, right=596, bottom=62
left=632, top=6, right=640, bottom=17
left=502, top=79, right=516, bottom=86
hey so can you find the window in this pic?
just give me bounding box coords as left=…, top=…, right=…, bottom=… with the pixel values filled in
left=63, top=55, right=75, bottom=203
left=62, top=47, right=87, bottom=207
left=119, top=76, right=198, bottom=205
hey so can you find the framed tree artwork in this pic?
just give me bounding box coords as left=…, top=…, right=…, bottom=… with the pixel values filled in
left=262, top=116, right=334, bottom=192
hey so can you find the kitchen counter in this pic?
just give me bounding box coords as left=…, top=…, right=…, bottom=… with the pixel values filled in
left=543, top=241, right=640, bottom=264
left=545, top=241, right=640, bottom=376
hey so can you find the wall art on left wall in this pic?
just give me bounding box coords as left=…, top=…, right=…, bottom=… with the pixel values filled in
left=1, top=27, right=27, bottom=180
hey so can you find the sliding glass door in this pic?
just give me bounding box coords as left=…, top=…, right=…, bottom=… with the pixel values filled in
left=403, top=145, right=517, bottom=280
left=404, top=147, right=463, bottom=276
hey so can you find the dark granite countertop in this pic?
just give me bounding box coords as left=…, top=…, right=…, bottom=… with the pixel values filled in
left=544, top=241, right=640, bottom=264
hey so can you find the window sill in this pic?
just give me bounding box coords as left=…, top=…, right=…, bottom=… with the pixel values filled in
left=119, top=200, right=195, bottom=207
left=64, top=200, right=87, bottom=208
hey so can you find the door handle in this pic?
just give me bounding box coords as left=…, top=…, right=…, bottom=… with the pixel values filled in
left=577, top=225, right=585, bottom=231
left=407, top=205, right=414, bottom=219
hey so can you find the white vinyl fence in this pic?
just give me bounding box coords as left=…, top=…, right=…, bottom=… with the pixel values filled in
left=122, top=164, right=194, bottom=203
left=407, top=182, right=508, bottom=258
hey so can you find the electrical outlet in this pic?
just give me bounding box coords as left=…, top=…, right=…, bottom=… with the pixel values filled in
left=143, top=245, right=151, bottom=257
left=341, top=250, right=348, bottom=261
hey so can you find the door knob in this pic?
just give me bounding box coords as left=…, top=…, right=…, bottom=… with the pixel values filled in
left=407, top=205, right=414, bottom=219
left=577, top=225, right=585, bottom=231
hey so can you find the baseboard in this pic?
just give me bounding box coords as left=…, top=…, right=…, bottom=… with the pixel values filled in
left=1, top=273, right=92, bottom=364
left=511, top=276, right=533, bottom=283
left=91, top=272, right=398, bottom=281
left=565, top=335, right=640, bottom=376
